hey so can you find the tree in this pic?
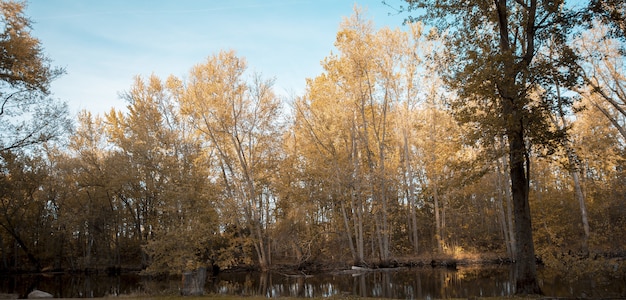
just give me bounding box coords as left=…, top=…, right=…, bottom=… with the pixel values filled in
left=575, top=22, right=626, bottom=141
left=569, top=95, right=626, bottom=252
left=0, top=151, right=48, bottom=271
left=403, top=0, right=581, bottom=294
left=50, top=111, right=125, bottom=270
left=178, top=51, right=283, bottom=271
left=294, top=70, right=368, bottom=264
left=333, top=9, right=397, bottom=263
left=106, top=75, right=220, bottom=270
left=414, top=93, right=463, bottom=253
left=0, top=0, right=70, bottom=152
left=116, top=75, right=220, bottom=275
left=295, top=10, right=400, bottom=264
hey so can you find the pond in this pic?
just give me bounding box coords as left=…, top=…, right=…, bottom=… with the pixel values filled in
left=1, top=266, right=624, bottom=298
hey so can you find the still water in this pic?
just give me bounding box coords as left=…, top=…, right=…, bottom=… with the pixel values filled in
left=1, top=266, right=624, bottom=298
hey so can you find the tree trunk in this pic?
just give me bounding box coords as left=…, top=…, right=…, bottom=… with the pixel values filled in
left=340, top=199, right=358, bottom=262
left=0, top=234, right=6, bottom=270
left=494, top=0, right=541, bottom=293
left=507, top=122, right=541, bottom=295
left=570, top=157, right=590, bottom=254
left=502, top=149, right=517, bottom=258
left=433, top=180, right=443, bottom=252
left=495, top=186, right=511, bottom=258
left=350, top=129, right=365, bottom=264
left=7, top=230, right=42, bottom=271
left=402, top=129, right=420, bottom=254
left=495, top=139, right=516, bottom=259
left=555, top=114, right=590, bottom=254
left=551, top=34, right=592, bottom=255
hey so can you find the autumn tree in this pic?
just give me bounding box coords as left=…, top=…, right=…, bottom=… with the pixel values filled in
left=294, top=71, right=367, bottom=264
left=125, top=75, right=220, bottom=275
left=178, top=51, right=283, bottom=271
left=403, top=0, right=583, bottom=294
left=414, top=94, right=464, bottom=253
left=333, top=10, right=398, bottom=263
left=569, top=96, right=626, bottom=252
left=0, top=1, right=70, bottom=269
left=292, top=8, right=460, bottom=264
left=49, top=112, right=122, bottom=269
left=393, top=22, right=430, bottom=255
left=0, top=0, right=70, bottom=152
left=575, top=21, right=626, bottom=141
left=0, top=151, right=49, bottom=271
left=106, top=79, right=170, bottom=267
left=104, top=75, right=220, bottom=272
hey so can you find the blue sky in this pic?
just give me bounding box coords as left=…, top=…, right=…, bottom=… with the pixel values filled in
left=25, top=0, right=410, bottom=115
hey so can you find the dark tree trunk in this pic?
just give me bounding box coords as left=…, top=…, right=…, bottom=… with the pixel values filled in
left=13, top=233, right=42, bottom=272
left=507, top=114, right=541, bottom=295
left=495, top=0, right=542, bottom=294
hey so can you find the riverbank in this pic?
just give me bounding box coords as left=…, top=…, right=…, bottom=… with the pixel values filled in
left=5, top=249, right=624, bottom=276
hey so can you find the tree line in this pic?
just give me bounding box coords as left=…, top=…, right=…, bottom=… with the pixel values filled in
left=0, top=0, right=625, bottom=294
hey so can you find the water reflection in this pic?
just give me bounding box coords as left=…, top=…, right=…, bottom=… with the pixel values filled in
left=0, top=273, right=142, bottom=298
left=195, top=266, right=625, bottom=299
left=209, top=267, right=521, bottom=298
left=0, top=266, right=624, bottom=298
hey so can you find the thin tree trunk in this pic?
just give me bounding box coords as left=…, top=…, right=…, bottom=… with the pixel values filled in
left=496, top=139, right=516, bottom=259
left=441, top=195, right=446, bottom=249
left=377, top=92, right=390, bottom=262
left=0, top=235, right=5, bottom=270
left=552, top=63, right=591, bottom=255
left=555, top=113, right=590, bottom=254
left=4, top=228, right=43, bottom=271
left=493, top=142, right=510, bottom=256
left=402, top=129, right=420, bottom=254
left=501, top=148, right=517, bottom=258
left=340, top=199, right=357, bottom=262
left=433, top=180, right=443, bottom=252
left=570, top=156, right=590, bottom=254
left=496, top=190, right=511, bottom=257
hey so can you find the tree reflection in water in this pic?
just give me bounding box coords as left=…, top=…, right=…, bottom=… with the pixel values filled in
left=209, top=266, right=624, bottom=299
left=0, top=266, right=623, bottom=298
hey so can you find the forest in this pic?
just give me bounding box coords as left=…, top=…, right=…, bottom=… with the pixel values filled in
left=0, top=0, right=625, bottom=290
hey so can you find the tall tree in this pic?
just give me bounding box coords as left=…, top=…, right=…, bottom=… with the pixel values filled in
left=119, top=75, right=220, bottom=275
left=106, top=75, right=203, bottom=268
left=404, top=0, right=580, bottom=294
left=0, top=0, right=70, bottom=152
left=296, top=10, right=425, bottom=264
left=179, top=51, right=283, bottom=271
left=54, top=111, right=121, bottom=270
left=294, top=71, right=367, bottom=264
left=414, top=94, right=463, bottom=253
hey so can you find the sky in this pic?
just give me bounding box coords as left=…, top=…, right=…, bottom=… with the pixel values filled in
left=25, top=0, right=411, bottom=116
